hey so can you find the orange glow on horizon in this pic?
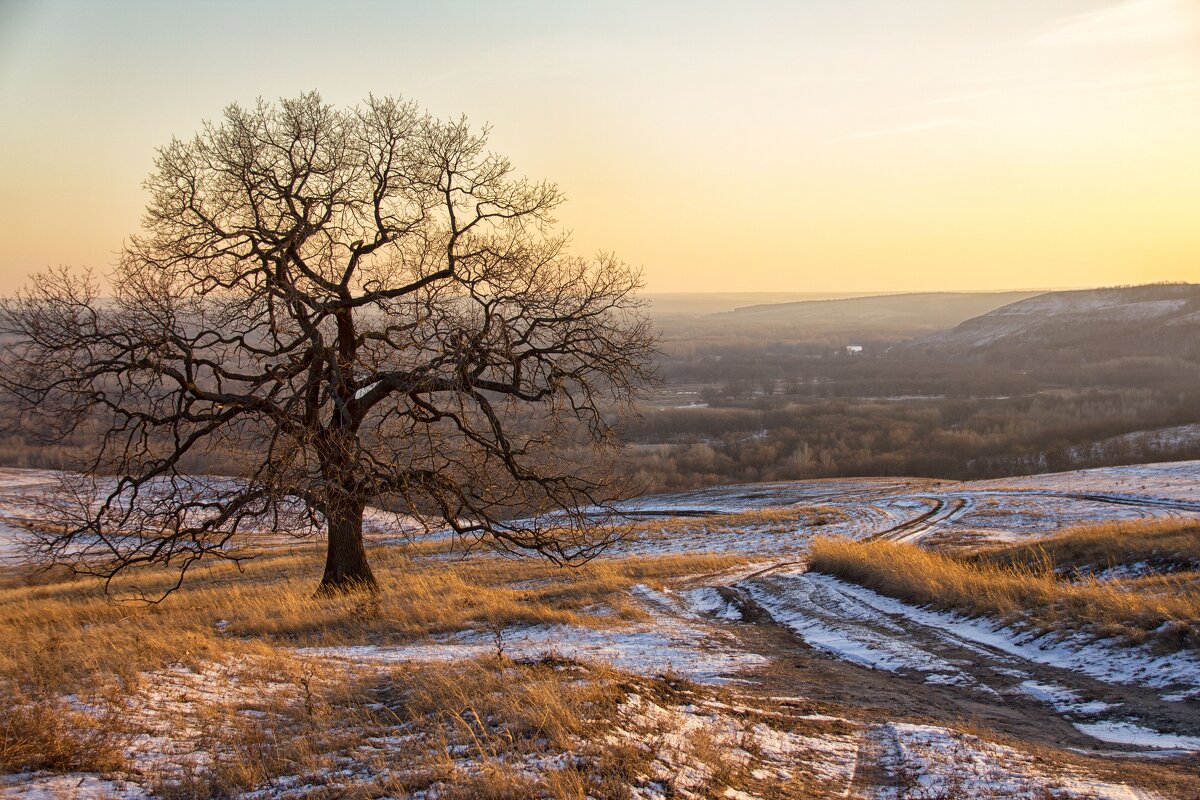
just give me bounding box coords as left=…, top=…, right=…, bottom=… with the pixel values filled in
left=1, top=0, right=1198, bottom=295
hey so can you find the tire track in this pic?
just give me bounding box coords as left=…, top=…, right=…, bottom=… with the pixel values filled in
left=869, top=496, right=968, bottom=543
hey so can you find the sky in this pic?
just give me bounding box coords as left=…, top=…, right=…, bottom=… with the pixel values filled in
left=1, top=0, right=1198, bottom=295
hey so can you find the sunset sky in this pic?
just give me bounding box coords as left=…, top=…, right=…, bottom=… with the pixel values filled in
left=1, top=0, right=1198, bottom=294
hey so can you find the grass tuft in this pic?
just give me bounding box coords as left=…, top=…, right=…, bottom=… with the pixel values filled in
left=0, top=685, right=126, bottom=773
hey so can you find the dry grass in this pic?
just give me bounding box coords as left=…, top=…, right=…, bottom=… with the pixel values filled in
left=0, top=687, right=127, bottom=773
left=0, top=528, right=869, bottom=798
left=61, top=647, right=856, bottom=800
left=11, top=511, right=1194, bottom=797
left=809, top=533, right=1200, bottom=651
left=140, top=655, right=638, bottom=799
left=973, top=517, right=1200, bottom=576
left=0, top=545, right=745, bottom=693
left=0, top=539, right=747, bottom=793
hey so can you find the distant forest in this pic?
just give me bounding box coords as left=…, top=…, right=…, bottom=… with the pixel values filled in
left=619, top=286, right=1200, bottom=492
left=3, top=287, right=1199, bottom=498
left=620, top=387, right=1200, bottom=492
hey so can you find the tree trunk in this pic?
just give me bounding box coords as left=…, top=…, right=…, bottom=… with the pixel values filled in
left=317, top=498, right=378, bottom=595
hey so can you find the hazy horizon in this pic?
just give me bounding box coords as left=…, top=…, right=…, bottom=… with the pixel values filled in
left=3, top=0, right=1199, bottom=295
left=639, top=286, right=1088, bottom=297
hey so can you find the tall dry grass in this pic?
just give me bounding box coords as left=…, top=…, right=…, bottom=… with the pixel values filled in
left=972, top=517, right=1200, bottom=576
left=809, top=531, right=1200, bottom=651
left=0, top=688, right=127, bottom=773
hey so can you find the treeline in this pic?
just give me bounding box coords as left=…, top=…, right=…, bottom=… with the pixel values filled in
left=631, top=299, right=1200, bottom=493
left=619, top=388, right=1200, bottom=493
left=4, top=314, right=1199, bottom=500
left=661, top=349, right=1200, bottom=402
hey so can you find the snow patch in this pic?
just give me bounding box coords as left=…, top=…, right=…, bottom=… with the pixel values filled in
left=1074, top=721, right=1200, bottom=752
left=1019, top=680, right=1117, bottom=716
left=298, top=622, right=766, bottom=684
left=679, top=586, right=744, bottom=621
left=877, top=722, right=1154, bottom=799
left=0, top=774, right=150, bottom=799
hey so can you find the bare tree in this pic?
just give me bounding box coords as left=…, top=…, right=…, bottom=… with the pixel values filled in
left=0, top=93, right=655, bottom=596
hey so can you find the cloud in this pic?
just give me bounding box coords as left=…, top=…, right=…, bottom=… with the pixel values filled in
left=1033, top=0, right=1200, bottom=47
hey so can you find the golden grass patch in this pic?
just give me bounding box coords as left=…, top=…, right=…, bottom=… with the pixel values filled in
left=809, top=534, right=1200, bottom=651
left=0, top=686, right=127, bottom=773
left=0, top=539, right=748, bottom=793
left=0, top=542, right=745, bottom=693
left=973, top=517, right=1200, bottom=576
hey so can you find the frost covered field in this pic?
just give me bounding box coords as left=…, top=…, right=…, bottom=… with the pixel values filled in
left=1, top=462, right=1199, bottom=798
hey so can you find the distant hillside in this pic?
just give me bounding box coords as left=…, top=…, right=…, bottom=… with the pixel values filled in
left=644, top=292, right=878, bottom=318
left=906, top=284, right=1200, bottom=364
left=719, top=291, right=1042, bottom=335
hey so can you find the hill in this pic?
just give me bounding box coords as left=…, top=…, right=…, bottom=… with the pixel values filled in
left=643, top=291, right=878, bottom=318
left=906, top=283, right=1200, bottom=364
left=718, top=290, right=1042, bottom=336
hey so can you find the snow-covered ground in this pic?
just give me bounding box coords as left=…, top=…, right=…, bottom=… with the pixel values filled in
left=954, top=461, right=1200, bottom=504
left=869, top=722, right=1156, bottom=800
left=0, top=469, right=60, bottom=564
left=609, top=460, right=1200, bottom=555
left=737, top=570, right=1200, bottom=753
left=2, top=461, right=1199, bottom=797
left=4, top=460, right=1196, bottom=563
left=0, top=469, right=418, bottom=565
left=297, top=614, right=766, bottom=685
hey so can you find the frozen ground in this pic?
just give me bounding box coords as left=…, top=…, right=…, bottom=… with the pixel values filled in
left=2, top=461, right=1199, bottom=797
left=296, top=609, right=768, bottom=685
left=4, top=461, right=1196, bottom=563
left=961, top=461, right=1200, bottom=503
left=0, top=469, right=417, bottom=565
left=610, top=460, right=1200, bottom=556
left=732, top=570, right=1200, bottom=753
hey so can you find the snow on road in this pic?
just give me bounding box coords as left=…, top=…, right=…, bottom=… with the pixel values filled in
left=741, top=573, right=965, bottom=678
left=870, top=722, right=1157, bottom=799
left=788, top=573, right=1200, bottom=697
left=1074, top=721, right=1200, bottom=752
left=736, top=569, right=1200, bottom=755
left=1019, top=680, right=1116, bottom=716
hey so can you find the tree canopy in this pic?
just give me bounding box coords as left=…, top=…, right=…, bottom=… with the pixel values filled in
left=0, top=93, right=655, bottom=596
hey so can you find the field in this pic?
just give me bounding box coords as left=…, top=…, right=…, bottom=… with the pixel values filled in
left=2, top=462, right=1199, bottom=798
